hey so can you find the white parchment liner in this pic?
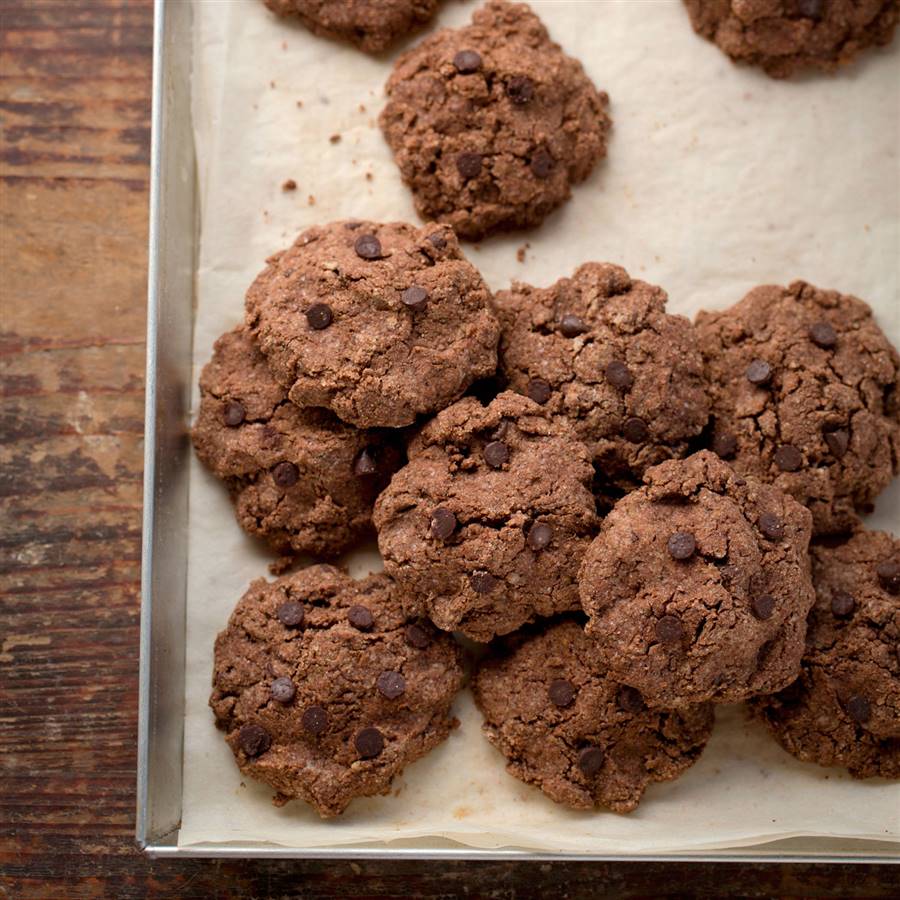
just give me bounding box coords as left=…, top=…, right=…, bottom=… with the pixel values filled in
left=180, top=0, right=900, bottom=851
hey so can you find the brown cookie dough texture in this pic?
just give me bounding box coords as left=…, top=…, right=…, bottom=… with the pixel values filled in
left=696, top=281, right=900, bottom=536
left=374, top=392, right=599, bottom=642
left=494, top=262, right=710, bottom=487
left=263, top=0, right=441, bottom=53
left=245, top=220, right=500, bottom=429
left=683, top=0, right=899, bottom=78
left=473, top=619, right=715, bottom=812
left=751, top=530, right=900, bottom=778
left=379, top=0, right=611, bottom=240
left=192, top=327, right=403, bottom=558
left=210, top=566, right=464, bottom=817
left=580, top=451, right=814, bottom=708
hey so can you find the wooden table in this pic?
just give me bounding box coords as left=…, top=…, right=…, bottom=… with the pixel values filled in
left=0, top=1, right=895, bottom=895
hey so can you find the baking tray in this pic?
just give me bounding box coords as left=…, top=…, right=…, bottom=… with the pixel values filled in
left=136, top=0, right=899, bottom=861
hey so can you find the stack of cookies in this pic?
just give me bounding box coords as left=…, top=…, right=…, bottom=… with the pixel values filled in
left=195, top=0, right=900, bottom=819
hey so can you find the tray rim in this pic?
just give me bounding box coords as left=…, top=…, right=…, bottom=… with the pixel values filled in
left=137, top=0, right=900, bottom=862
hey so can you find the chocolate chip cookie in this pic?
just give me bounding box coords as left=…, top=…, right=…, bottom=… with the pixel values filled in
left=683, top=0, right=899, bottom=78
left=374, top=392, right=599, bottom=642
left=751, top=529, right=900, bottom=778
left=696, top=280, right=900, bottom=535
left=263, top=0, right=441, bottom=53
left=192, top=326, right=403, bottom=558
left=245, top=220, right=500, bottom=429
left=580, top=451, right=815, bottom=708
left=494, top=262, right=710, bottom=488
left=472, top=619, right=715, bottom=812
left=379, top=0, right=611, bottom=240
left=210, top=566, right=464, bottom=817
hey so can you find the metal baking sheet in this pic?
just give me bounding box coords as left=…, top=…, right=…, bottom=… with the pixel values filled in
left=137, top=0, right=899, bottom=860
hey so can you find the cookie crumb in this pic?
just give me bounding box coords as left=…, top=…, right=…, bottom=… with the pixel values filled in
left=365, top=172, right=373, bottom=182
left=270, top=80, right=276, bottom=89
left=329, top=133, right=342, bottom=144
left=281, top=41, right=288, bottom=50
left=359, top=103, right=367, bottom=113
left=516, top=242, right=530, bottom=263
left=296, top=99, right=303, bottom=108
left=307, top=195, right=316, bottom=206
left=282, top=179, right=297, bottom=192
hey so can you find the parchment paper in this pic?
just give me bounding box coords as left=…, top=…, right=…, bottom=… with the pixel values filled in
left=180, top=0, right=900, bottom=851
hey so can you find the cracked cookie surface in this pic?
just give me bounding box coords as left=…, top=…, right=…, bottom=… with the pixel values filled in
left=245, top=220, right=500, bottom=428
left=580, top=451, right=814, bottom=707
left=472, top=619, right=715, bottom=812
left=494, top=262, right=710, bottom=490
left=374, top=392, right=599, bottom=642
left=263, top=0, right=441, bottom=53
left=210, top=565, right=464, bottom=817
left=750, top=529, right=900, bottom=778
left=192, top=326, right=403, bottom=558
left=696, top=281, right=900, bottom=535
left=683, top=0, right=899, bottom=78
left=379, top=0, right=611, bottom=240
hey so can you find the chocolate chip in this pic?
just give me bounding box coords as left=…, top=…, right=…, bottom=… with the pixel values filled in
left=617, top=685, right=645, bottom=713
left=506, top=75, right=534, bottom=104
left=430, top=507, right=457, bottom=541
left=876, top=560, right=900, bottom=594
left=845, top=694, right=871, bottom=724
left=453, top=49, right=482, bottom=73
left=548, top=678, right=576, bottom=708
left=577, top=746, right=604, bottom=777
left=622, top=417, right=649, bottom=444
left=355, top=726, right=384, bottom=758
left=428, top=232, right=447, bottom=250
left=809, top=320, right=837, bottom=348
left=797, top=0, right=825, bottom=20
left=530, top=148, right=554, bottom=179
left=238, top=723, right=270, bottom=757
left=272, top=461, right=299, bottom=488
left=527, top=522, right=553, bottom=552
left=713, top=432, right=738, bottom=459
left=655, top=615, right=683, bottom=644
left=824, top=429, right=849, bottom=459
left=667, top=531, right=696, bottom=561
left=405, top=623, right=431, bottom=649
left=526, top=378, right=552, bottom=405
left=402, top=285, right=428, bottom=309
left=302, top=705, right=328, bottom=735
left=745, top=358, right=772, bottom=386
left=758, top=513, right=784, bottom=541
left=484, top=440, right=510, bottom=469
left=470, top=571, right=498, bottom=594
left=605, top=360, right=633, bottom=390
left=276, top=601, right=305, bottom=628
left=751, top=594, right=776, bottom=620
left=223, top=400, right=245, bottom=427
left=353, top=447, right=378, bottom=477
left=456, top=151, right=483, bottom=180
left=831, top=591, right=855, bottom=617
left=347, top=605, right=374, bottom=631
left=354, top=233, right=382, bottom=260
left=559, top=314, right=587, bottom=337
left=306, top=303, right=333, bottom=330
left=774, top=444, right=803, bottom=472
left=377, top=671, right=406, bottom=700
left=270, top=677, right=295, bottom=703
left=491, top=419, right=510, bottom=440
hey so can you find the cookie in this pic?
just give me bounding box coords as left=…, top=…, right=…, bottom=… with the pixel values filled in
left=245, top=220, right=500, bottom=428
left=494, top=262, right=710, bottom=488
left=472, top=619, right=715, bottom=812
left=695, top=280, right=900, bottom=535
left=374, top=392, right=599, bottom=642
left=580, top=451, right=814, bottom=708
left=683, top=0, right=899, bottom=78
left=192, top=326, right=403, bottom=558
left=379, top=0, right=611, bottom=240
left=751, top=530, right=900, bottom=778
left=263, top=0, right=441, bottom=53
left=210, top=566, right=464, bottom=817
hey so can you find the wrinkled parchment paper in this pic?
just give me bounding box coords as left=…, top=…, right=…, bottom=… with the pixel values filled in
left=180, top=0, right=900, bottom=852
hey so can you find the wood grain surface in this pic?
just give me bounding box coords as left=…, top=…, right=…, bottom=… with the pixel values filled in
left=0, top=1, right=896, bottom=897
